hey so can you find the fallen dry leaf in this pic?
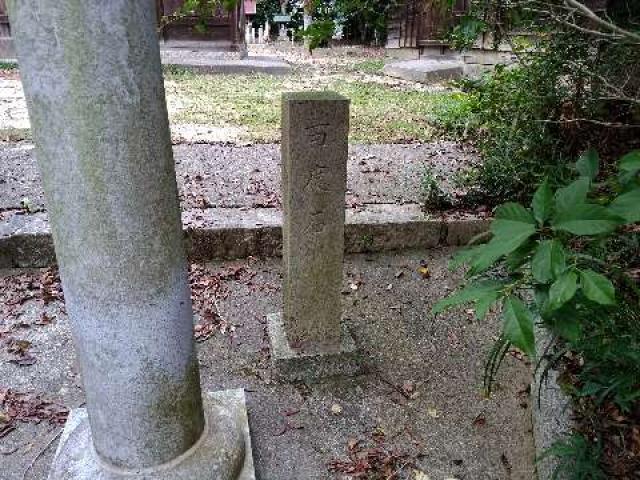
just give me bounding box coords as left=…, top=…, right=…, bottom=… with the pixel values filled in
left=413, top=470, right=431, bottom=480
left=418, top=266, right=430, bottom=279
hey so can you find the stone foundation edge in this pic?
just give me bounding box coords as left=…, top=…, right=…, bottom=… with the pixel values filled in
left=0, top=206, right=490, bottom=268
left=48, top=389, right=255, bottom=480
left=531, top=329, right=574, bottom=480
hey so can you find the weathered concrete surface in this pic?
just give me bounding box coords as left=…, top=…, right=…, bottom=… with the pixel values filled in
left=0, top=141, right=486, bottom=267
left=0, top=249, right=536, bottom=480
left=383, top=59, right=464, bottom=84
left=532, top=331, right=573, bottom=480
left=7, top=0, right=250, bottom=475
left=49, top=390, right=255, bottom=480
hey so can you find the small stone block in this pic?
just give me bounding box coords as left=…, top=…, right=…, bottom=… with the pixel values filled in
left=267, top=312, right=362, bottom=382
left=48, top=389, right=255, bottom=480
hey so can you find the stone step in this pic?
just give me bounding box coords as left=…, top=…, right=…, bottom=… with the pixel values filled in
left=383, top=59, right=464, bottom=84
left=0, top=204, right=490, bottom=268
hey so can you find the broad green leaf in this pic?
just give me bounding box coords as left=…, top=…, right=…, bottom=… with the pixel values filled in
left=449, top=246, right=481, bottom=270
left=580, top=269, right=616, bottom=305
left=548, top=271, right=578, bottom=311
left=609, top=188, right=640, bottom=223
left=505, top=240, right=535, bottom=272
left=491, top=202, right=536, bottom=227
left=468, top=233, right=535, bottom=275
left=532, top=179, right=553, bottom=225
left=554, top=177, right=590, bottom=213
left=489, top=203, right=536, bottom=259
left=534, top=286, right=549, bottom=315
left=576, top=149, right=599, bottom=180
left=531, top=240, right=566, bottom=283
left=548, top=305, right=582, bottom=343
left=432, top=281, right=503, bottom=315
left=619, top=150, right=640, bottom=173
left=619, top=169, right=639, bottom=189
left=502, top=296, right=535, bottom=358
left=552, top=204, right=623, bottom=235
left=475, top=291, right=500, bottom=320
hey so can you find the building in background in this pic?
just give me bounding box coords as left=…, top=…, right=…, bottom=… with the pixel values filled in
left=387, top=0, right=468, bottom=57
left=0, top=0, right=246, bottom=58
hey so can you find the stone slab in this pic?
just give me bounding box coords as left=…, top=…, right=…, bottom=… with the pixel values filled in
left=48, top=389, right=255, bottom=480
left=267, top=313, right=362, bottom=382
left=161, top=50, right=291, bottom=75
left=0, top=142, right=478, bottom=214
left=383, top=59, right=464, bottom=84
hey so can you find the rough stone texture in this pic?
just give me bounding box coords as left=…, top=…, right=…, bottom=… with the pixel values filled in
left=281, top=92, right=350, bottom=351
left=8, top=0, right=207, bottom=471
left=1, top=249, right=536, bottom=480
left=532, top=330, right=573, bottom=480
left=383, top=59, right=464, bottom=84
left=267, top=313, right=362, bottom=382
left=48, top=390, right=255, bottom=480
left=445, top=217, right=492, bottom=246
left=345, top=204, right=442, bottom=253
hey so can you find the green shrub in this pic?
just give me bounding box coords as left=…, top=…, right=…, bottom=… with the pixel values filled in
left=433, top=150, right=640, bottom=393
left=541, top=434, right=606, bottom=480
left=434, top=1, right=640, bottom=208
left=420, top=167, right=452, bottom=211
left=433, top=149, right=640, bottom=476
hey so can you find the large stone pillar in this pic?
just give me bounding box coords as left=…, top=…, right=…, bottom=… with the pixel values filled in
left=267, top=92, right=361, bottom=382
left=7, top=1, right=254, bottom=478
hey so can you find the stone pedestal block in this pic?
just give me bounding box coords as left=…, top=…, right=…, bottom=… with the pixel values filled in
left=267, top=313, right=361, bottom=382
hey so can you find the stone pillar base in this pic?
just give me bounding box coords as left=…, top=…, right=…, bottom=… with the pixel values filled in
left=48, top=390, right=255, bottom=480
left=266, top=313, right=362, bottom=382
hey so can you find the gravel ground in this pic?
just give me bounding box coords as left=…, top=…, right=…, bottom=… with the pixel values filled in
left=0, top=142, right=478, bottom=218
left=0, top=249, right=535, bottom=480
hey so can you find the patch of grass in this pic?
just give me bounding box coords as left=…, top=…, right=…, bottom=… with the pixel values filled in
left=420, top=166, right=452, bottom=211
left=350, top=59, right=385, bottom=74
left=163, top=69, right=449, bottom=143
left=0, top=61, right=18, bottom=71
left=427, top=91, right=474, bottom=138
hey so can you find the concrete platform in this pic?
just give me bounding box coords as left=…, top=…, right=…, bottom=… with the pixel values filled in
left=160, top=48, right=291, bottom=75
left=0, top=142, right=489, bottom=268
left=383, top=59, right=464, bottom=84
left=0, top=204, right=490, bottom=268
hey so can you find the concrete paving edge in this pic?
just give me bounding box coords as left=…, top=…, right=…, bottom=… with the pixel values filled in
left=0, top=204, right=490, bottom=268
